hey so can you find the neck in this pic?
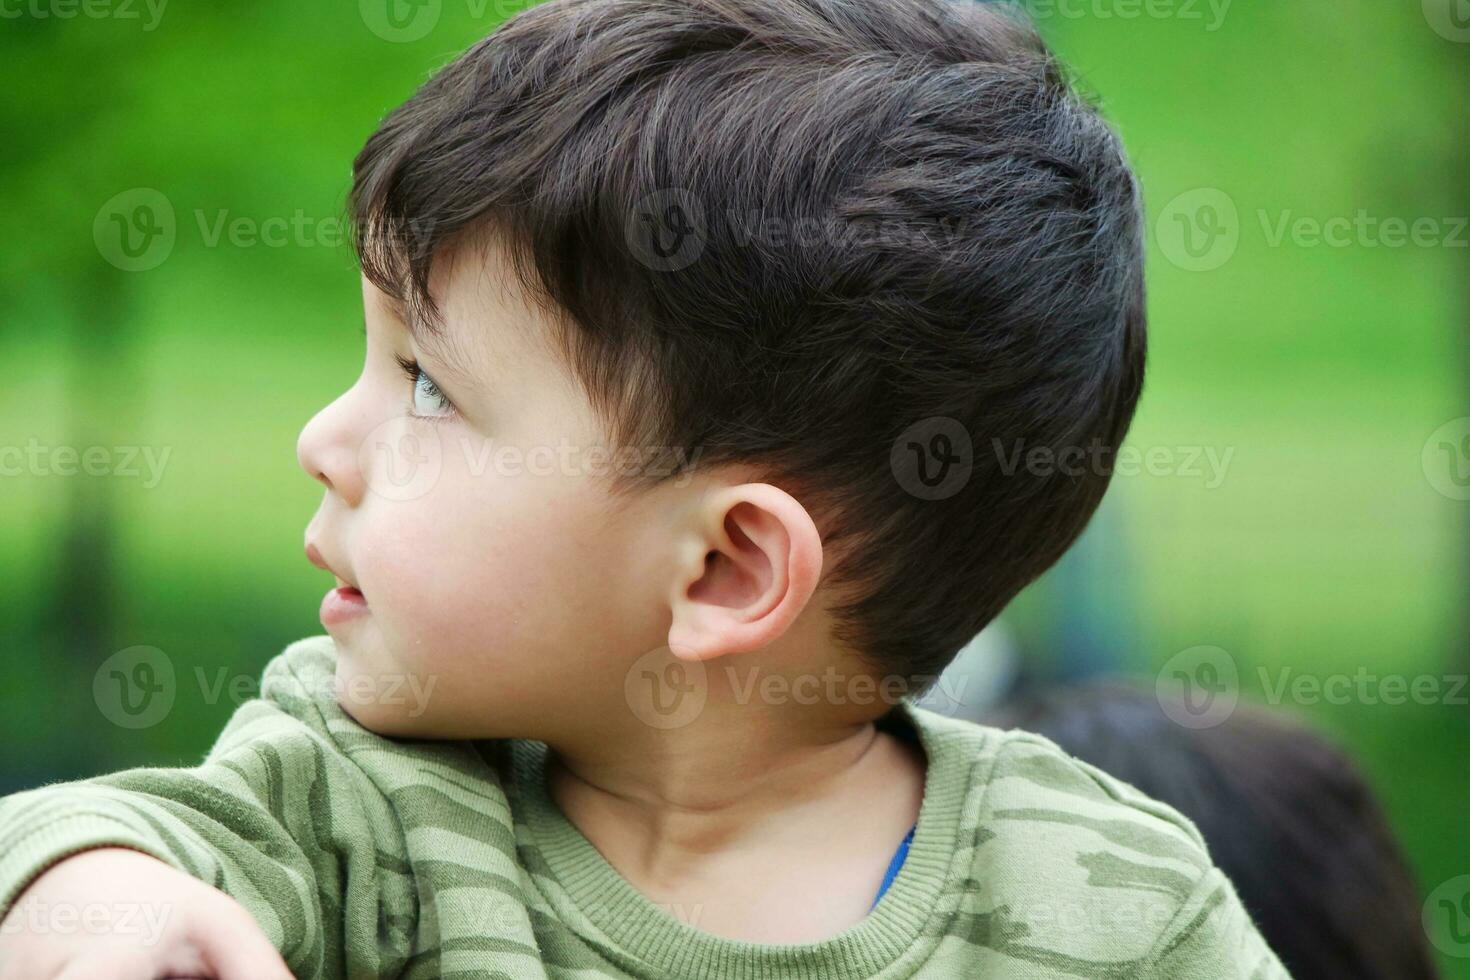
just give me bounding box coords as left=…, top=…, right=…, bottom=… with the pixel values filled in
left=542, top=682, right=923, bottom=886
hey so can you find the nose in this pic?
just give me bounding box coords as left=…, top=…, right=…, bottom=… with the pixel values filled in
left=304, top=541, right=330, bottom=572
left=296, top=388, right=367, bottom=508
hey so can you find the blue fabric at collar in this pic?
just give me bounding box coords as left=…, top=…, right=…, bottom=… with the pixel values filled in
left=869, top=823, right=918, bottom=911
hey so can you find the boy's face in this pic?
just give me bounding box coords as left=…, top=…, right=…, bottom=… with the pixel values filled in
left=297, top=241, right=673, bottom=738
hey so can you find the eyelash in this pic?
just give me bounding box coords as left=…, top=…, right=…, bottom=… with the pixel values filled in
left=394, top=353, right=456, bottom=421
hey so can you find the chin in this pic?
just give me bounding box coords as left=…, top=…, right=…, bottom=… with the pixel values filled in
left=329, top=647, right=440, bottom=737
left=335, top=693, right=427, bottom=737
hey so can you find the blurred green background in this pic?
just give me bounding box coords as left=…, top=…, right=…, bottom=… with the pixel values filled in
left=1, top=0, right=1467, bottom=974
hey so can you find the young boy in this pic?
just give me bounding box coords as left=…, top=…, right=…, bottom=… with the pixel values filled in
left=0, top=0, right=1290, bottom=977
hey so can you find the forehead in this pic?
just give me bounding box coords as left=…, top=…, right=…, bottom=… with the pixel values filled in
left=361, top=235, right=567, bottom=384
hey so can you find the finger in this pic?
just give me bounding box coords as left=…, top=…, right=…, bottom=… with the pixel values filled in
left=55, top=950, right=157, bottom=980
left=196, top=915, right=295, bottom=980
left=0, top=950, right=48, bottom=980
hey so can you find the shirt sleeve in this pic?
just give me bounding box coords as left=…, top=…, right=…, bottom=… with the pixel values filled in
left=0, top=636, right=417, bottom=980
left=1139, top=865, right=1294, bottom=979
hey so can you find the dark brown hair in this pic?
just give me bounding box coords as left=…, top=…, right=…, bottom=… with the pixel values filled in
left=349, top=0, right=1147, bottom=691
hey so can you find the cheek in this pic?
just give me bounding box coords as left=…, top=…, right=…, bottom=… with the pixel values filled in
left=356, top=465, right=620, bottom=665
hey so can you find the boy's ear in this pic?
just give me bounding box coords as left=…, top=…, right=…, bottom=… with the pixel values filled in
left=666, top=483, right=823, bottom=663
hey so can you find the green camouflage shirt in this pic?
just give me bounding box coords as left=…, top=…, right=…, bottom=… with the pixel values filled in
left=0, top=636, right=1290, bottom=978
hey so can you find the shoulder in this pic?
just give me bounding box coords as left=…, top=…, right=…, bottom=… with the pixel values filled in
left=198, top=634, right=339, bottom=749
left=255, top=633, right=396, bottom=738
left=909, top=712, right=1284, bottom=976
left=218, top=635, right=489, bottom=778
left=200, top=634, right=347, bottom=749
left=976, top=726, right=1213, bottom=869
left=261, top=633, right=340, bottom=702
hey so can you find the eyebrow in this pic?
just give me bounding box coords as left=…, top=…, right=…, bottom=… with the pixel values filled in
left=362, top=303, right=480, bottom=392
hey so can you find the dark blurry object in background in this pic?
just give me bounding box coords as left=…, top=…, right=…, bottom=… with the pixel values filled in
left=988, top=683, right=1440, bottom=980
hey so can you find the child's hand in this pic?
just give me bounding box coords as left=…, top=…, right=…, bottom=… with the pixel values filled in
left=0, top=847, right=294, bottom=980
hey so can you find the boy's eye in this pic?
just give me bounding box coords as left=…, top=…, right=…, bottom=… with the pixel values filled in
left=394, top=354, right=454, bottom=419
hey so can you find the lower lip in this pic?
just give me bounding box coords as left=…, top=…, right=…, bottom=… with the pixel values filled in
left=320, top=586, right=369, bottom=626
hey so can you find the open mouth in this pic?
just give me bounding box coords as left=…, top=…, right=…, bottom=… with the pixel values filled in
left=334, top=576, right=365, bottom=599
left=307, top=541, right=370, bottom=625
left=321, top=582, right=369, bottom=626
